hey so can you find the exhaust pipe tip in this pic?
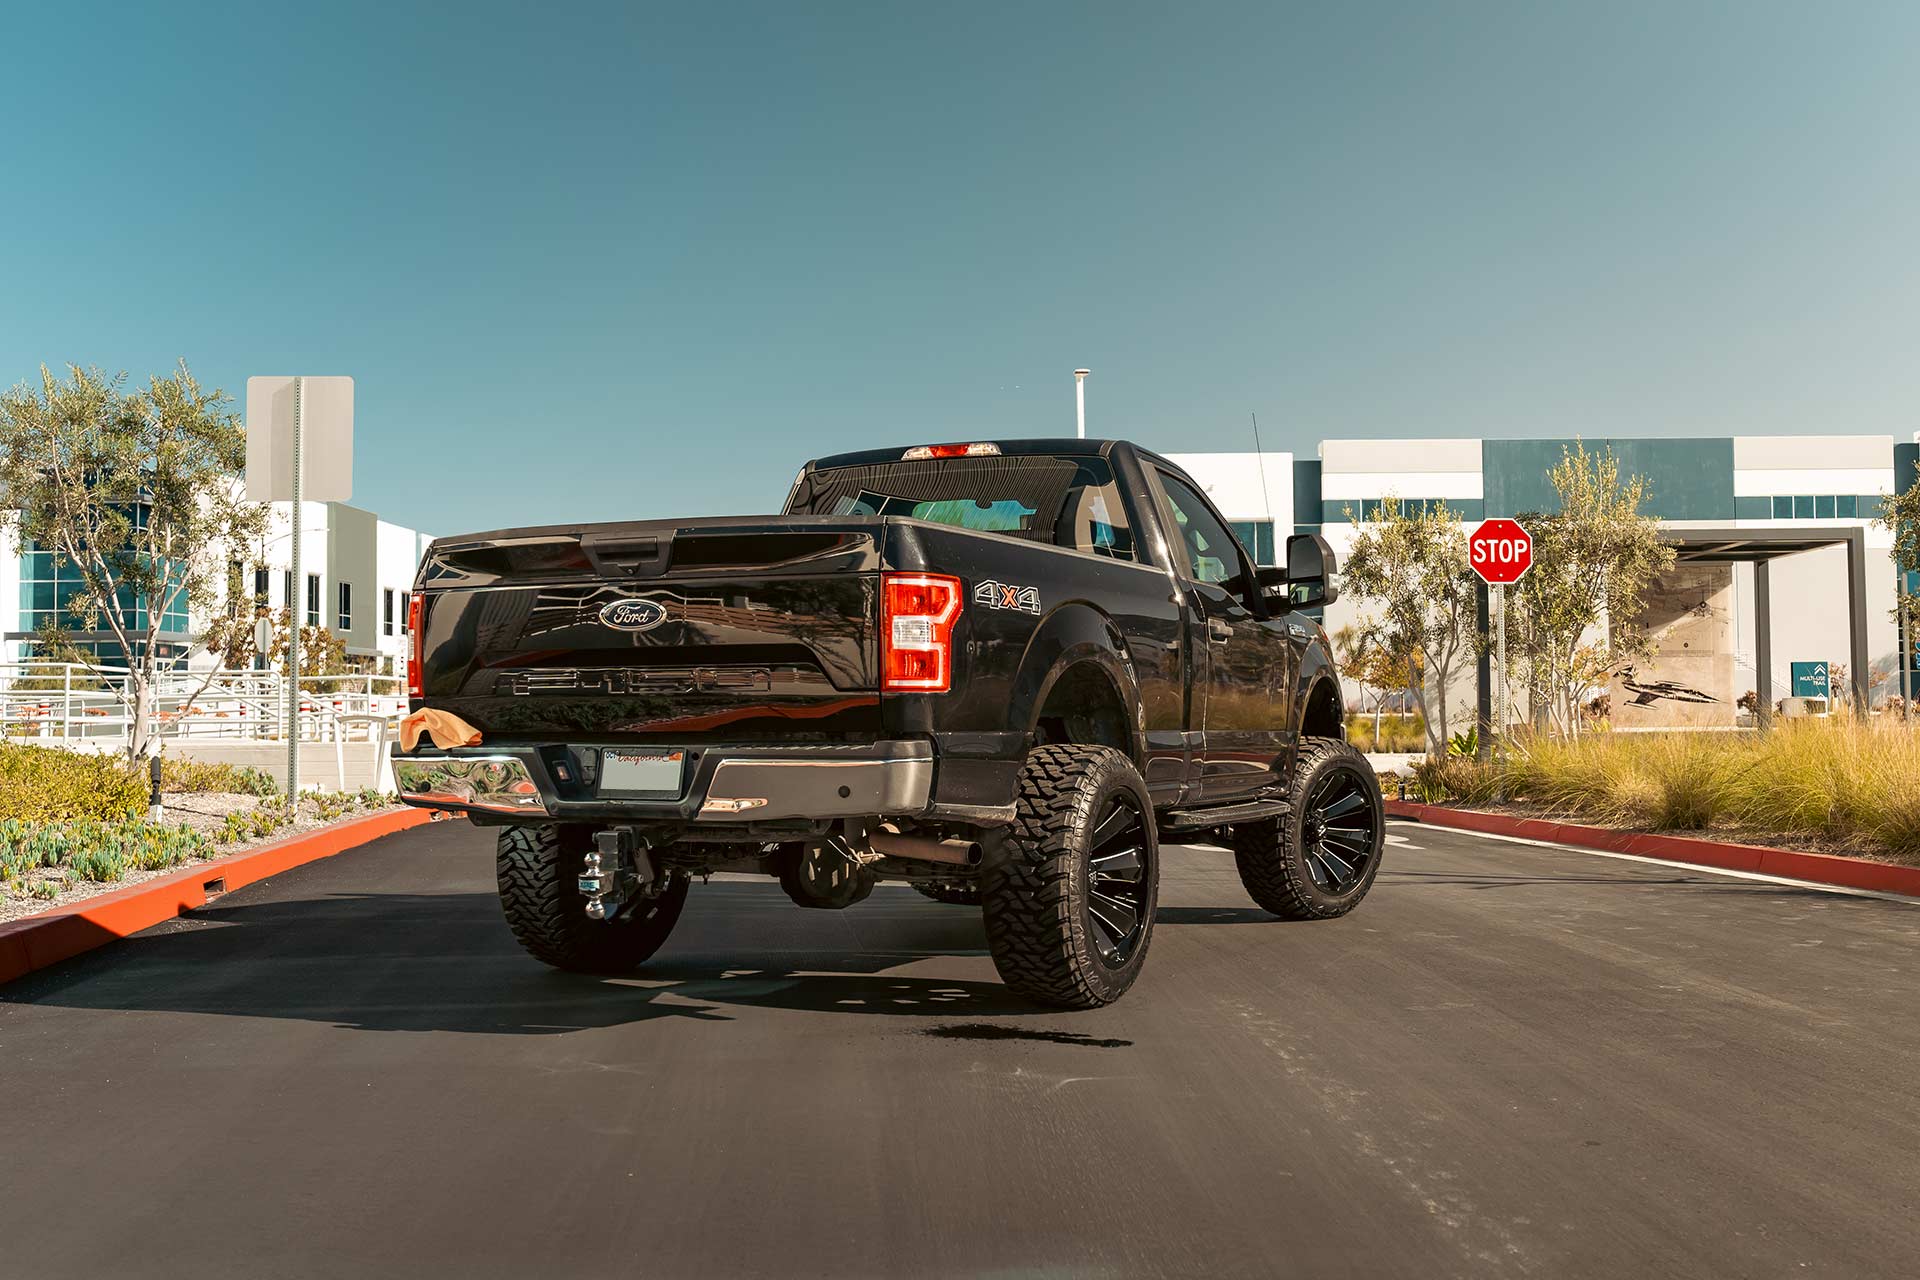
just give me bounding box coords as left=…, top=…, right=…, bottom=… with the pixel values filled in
left=868, top=830, right=981, bottom=867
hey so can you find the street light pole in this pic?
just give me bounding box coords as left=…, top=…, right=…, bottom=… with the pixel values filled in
left=1073, top=369, right=1090, bottom=439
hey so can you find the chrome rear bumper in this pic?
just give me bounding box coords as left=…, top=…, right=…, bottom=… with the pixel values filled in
left=391, top=754, right=546, bottom=816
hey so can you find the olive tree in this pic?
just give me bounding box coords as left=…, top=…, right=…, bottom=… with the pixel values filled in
left=1340, top=497, right=1478, bottom=756
left=0, top=363, right=267, bottom=761
left=1505, top=443, right=1674, bottom=738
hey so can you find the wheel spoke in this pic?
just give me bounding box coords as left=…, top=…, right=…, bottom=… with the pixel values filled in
left=1323, top=829, right=1373, bottom=861
left=1303, top=850, right=1336, bottom=892
left=1087, top=888, right=1139, bottom=944
left=1090, top=845, right=1144, bottom=881
left=1321, top=789, right=1367, bottom=820
left=1091, top=802, right=1137, bottom=851
left=1314, top=841, right=1356, bottom=886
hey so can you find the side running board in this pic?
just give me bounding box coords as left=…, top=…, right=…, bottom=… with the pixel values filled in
left=1159, top=798, right=1291, bottom=831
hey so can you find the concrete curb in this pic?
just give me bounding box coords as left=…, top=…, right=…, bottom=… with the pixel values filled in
left=0, top=807, right=443, bottom=985
left=1385, top=800, right=1920, bottom=898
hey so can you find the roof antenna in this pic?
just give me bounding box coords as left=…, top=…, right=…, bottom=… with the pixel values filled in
left=1251, top=412, right=1274, bottom=562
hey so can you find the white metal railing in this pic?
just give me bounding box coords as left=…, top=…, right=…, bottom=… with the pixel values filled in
left=0, top=661, right=408, bottom=747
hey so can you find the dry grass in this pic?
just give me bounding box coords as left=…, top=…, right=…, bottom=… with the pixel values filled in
left=1414, top=718, right=1920, bottom=863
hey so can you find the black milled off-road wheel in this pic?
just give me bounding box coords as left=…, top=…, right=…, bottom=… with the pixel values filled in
left=982, top=744, right=1158, bottom=1009
left=496, top=824, right=687, bottom=974
left=1232, top=737, right=1383, bottom=920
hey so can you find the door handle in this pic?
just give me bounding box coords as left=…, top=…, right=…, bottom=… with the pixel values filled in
left=1208, top=618, right=1234, bottom=644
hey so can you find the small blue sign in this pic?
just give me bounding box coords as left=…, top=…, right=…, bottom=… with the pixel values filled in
left=1790, top=661, right=1830, bottom=699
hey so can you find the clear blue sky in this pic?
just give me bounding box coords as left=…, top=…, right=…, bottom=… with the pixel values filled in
left=4, top=1, right=1918, bottom=536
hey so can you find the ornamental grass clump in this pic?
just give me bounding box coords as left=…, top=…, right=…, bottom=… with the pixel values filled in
left=1416, top=717, right=1920, bottom=863
left=1726, top=718, right=1920, bottom=859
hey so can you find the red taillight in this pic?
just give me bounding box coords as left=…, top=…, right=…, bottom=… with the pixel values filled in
left=901, top=442, right=1002, bottom=460
left=881, top=572, right=963, bottom=693
left=407, top=593, right=425, bottom=700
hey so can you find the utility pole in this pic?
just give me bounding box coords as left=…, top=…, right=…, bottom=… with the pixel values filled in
left=1073, top=369, right=1090, bottom=439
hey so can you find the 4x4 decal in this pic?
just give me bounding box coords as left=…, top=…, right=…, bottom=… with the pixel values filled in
left=973, top=579, right=1040, bottom=614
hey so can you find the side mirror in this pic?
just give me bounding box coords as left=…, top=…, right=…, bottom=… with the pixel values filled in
left=1285, top=533, right=1339, bottom=609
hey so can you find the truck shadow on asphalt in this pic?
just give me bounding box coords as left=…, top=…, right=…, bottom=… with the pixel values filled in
left=5, top=882, right=1132, bottom=1034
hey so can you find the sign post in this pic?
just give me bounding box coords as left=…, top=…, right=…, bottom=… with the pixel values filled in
left=1469, top=519, right=1533, bottom=792
left=246, top=376, right=353, bottom=804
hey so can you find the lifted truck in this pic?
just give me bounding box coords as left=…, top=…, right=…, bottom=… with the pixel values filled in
left=394, top=438, right=1384, bottom=1007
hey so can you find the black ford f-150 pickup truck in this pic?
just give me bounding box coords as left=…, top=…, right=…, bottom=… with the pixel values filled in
left=394, top=438, right=1384, bottom=1007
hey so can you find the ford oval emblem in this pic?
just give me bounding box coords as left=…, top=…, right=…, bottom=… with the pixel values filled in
left=599, top=598, right=669, bottom=632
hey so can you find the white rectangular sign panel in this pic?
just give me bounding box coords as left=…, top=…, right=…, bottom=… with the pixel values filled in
left=246, top=375, right=354, bottom=503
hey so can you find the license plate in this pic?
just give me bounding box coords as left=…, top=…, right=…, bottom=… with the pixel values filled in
left=600, top=749, right=685, bottom=796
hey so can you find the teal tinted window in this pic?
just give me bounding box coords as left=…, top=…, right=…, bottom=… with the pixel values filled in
left=1837, top=495, right=1857, bottom=518
left=1483, top=438, right=1732, bottom=519
left=19, top=537, right=191, bottom=638
left=1815, top=495, right=1835, bottom=519
left=1772, top=496, right=1792, bottom=519
left=1229, top=520, right=1277, bottom=566
left=1794, top=495, right=1815, bottom=518
left=910, top=498, right=1037, bottom=531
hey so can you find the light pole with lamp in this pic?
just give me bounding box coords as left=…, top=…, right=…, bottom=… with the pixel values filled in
left=1074, top=369, right=1090, bottom=438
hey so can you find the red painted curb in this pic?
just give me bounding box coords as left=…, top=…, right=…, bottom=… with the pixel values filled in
left=1385, top=800, right=1920, bottom=898
left=0, top=807, right=444, bottom=985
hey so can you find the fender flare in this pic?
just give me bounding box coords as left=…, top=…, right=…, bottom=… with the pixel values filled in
left=1005, top=602, right=1144, bottom=766
left=1294, top=638, right=1346, bottom=737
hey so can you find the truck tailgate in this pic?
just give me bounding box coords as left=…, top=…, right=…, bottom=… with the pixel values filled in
left=414, top=518, right=882, bottom=742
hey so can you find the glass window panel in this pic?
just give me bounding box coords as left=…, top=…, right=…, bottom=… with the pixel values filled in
left=1815, top=495, right=1835, bottom=519
left=1772, top=496, right=1792, bottom=519
left=1793, top=495, right=1815, bottom=519
left=1836, top=495, right=1857, bottom=519
left=1228, top=520, right=1276, bottom=566
left=1157, top=472, right=1246, bottom=587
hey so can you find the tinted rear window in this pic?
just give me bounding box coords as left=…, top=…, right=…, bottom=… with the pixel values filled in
left=787, top=455, right=1135, bottom=560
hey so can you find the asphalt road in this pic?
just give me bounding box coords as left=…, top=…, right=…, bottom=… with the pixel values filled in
left=4, top=818, right=1918, bottom=1279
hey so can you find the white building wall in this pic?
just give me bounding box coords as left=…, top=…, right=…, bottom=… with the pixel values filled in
left=1163, top=451, right=1293, bottom=528
left=0, top=480, right=430, bottom=677
left=1319, top=438, right=1484, bottom=507
left=0, top=525, right=21, bottom=666
left=373, top=520, right=431, bottom=675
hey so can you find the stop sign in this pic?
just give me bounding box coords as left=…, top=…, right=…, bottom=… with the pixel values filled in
left=1469, top=518, right=1532, bottom=585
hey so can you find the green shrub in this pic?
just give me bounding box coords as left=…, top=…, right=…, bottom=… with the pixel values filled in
left=216, top=807, right=288, bottom=844
left=0, top=744, right=146, bottom=822
left=68, top=848, right=128, bottom=882
left=0, top=817, right=214, bottom=895
left=159, top=757, right=279, bottom=797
